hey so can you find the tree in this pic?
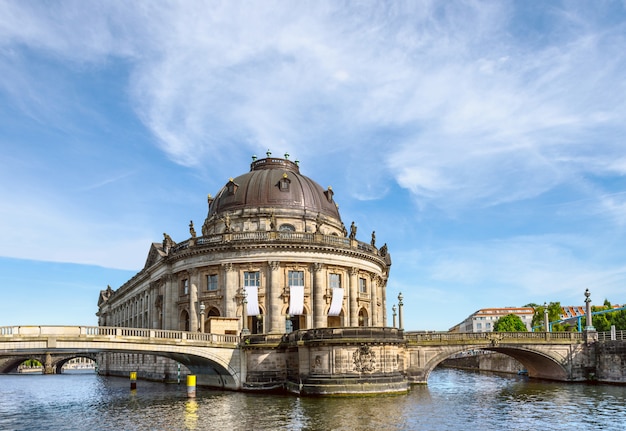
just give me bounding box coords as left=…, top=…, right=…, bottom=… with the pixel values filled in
left=531, top=302, right=563, bottom=330
left=493, top=314, right=528, bottom=332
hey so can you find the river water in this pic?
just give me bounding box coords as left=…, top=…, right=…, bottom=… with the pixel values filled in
left=1, top=368, right=625, bottom=430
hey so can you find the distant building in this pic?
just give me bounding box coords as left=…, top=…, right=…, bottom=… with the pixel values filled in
left=450, top=307, right=535, bottom=333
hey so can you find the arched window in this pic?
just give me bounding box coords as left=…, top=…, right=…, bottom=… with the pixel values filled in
left=279, top=224, right=295, bottom=232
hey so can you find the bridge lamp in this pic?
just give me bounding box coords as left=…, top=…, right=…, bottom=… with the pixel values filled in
left=543, top=302, right=549, bottom=333
left=199, top=303, right=205, bottom=333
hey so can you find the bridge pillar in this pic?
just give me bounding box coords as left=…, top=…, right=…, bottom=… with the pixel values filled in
left=44, top=352, right=54, bottom=374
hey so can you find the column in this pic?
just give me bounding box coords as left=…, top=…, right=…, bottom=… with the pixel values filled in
left=164, top=274, right=177, bottom=330
left=268, top=261, right=282, bottom=333
left=370, top=274, right=378, bottom=326
left=349, top=268, right=358, bottom=327
left=189, top=269, right=199, bottom=332
left=223, top=263, right=237, bottom=318
left=312, top=263, right=325, bottom=328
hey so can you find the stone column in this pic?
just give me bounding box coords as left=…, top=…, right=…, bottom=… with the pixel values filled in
left=268, top=261, right=282, bottom=333
left=189, top=269, right=199, bottom=332
left=164, top=273, right=177, bottom=330
left=398, top=292, right=404, bottom=330
left=223, top=263, right=237, bottom=318
left=312, top=263, right=325, bottom=328
left=370, top=274, right=378, bottom=326
left=349, top=268, right=359, bottom=327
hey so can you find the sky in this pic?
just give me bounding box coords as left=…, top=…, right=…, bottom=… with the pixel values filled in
left=1, top=1, right=626, bottom=331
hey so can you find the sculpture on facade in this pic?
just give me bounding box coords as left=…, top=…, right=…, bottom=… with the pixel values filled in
left=189, top=220, right=197, bottom=238
left=349, top=221, right=357, bottom=240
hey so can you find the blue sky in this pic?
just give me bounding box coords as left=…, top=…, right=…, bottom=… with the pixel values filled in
left=1, top=1, right=625, bottom=330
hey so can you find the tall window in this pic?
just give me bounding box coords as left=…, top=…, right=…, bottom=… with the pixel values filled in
left=359, top=277, right=367, bottom=293
left=288, top=270, right=304, bottom=286
left=329, top=273, right=341, bottom=289
left=207, top=274, right=218, bottom=291
left=244, top=271, right=260, bottom=287
left=181, top=278, right=189, bottom=295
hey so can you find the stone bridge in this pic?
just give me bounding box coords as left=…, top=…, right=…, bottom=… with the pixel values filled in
left=404, top=331, right=596, bottom=383
left=0, top=326, right=242, bottom=390
left=1, top=326, right=614, bottom=393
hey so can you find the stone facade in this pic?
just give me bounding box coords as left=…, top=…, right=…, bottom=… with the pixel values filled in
left=96, top=154, right=392, bottom=381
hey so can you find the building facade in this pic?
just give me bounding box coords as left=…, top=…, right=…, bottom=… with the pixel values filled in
left=97, top=154, right=391, bottom=337
left=450, top=307, right=535, bottom=333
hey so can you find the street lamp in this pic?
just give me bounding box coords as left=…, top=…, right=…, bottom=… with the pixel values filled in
left=392, top=305, right=397, bottom=328
left=584, top=288, right=595, bottom=331
left=398, top=292, right=404, bottom=330
left=543, top=302, right=549, bottom=333
left=199, top=303, right=205, bottom=333
left=242, top=291, right=249, bottom=335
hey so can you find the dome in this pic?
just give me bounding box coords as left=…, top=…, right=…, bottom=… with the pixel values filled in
left=202, top=155, right=344, bottom=235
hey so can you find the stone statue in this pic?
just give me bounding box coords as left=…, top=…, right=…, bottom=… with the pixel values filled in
left=163, top=233, right=176, bottom=253
left=371, top=230, right=376, bottom=247
left=349, top=221, right=357, bottom=240
left=379, top=243, right=388, bottom=257
left=316, top=213, right=324, bottom=233
left=222, top=214, right=231, bottom=233
left=189, top=220, right=197, bottom=238
left=341, top=222, right=348, bottom=237
left=270, top=211, right=276, bottom=231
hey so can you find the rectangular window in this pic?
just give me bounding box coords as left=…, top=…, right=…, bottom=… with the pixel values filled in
left=359, top=277, right=367, bottom=293
left=329, top=273, right=341, bottom=289
left=181, top=279, right=189, bottom=295
left=288, top=270, right=304, bottom=286
left=207, top=274, right=218, bottom=291
left=244, top=271, right=260, bottom=287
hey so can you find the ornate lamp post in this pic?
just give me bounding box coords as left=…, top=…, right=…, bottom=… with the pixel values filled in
left=398, top=292, right=404, bottom=330
left=242, top=291, right=249, bottom=335
left=543, top=302, right=549, bottom=332
left=584, top=289, right=595, bottom=331
left=392, top=305, right=397, bottom=328
left=199, top=303, right=205, bottom=333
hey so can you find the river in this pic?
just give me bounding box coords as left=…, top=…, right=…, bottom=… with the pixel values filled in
left=1, top=368, right=625, bottom=430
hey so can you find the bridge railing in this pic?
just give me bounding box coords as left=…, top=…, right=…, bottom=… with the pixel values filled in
left=597, top=330, right=626, bottom=341
left=403, top=331, right=584, bottom=343
left=0, top=326, right=239, bottom=345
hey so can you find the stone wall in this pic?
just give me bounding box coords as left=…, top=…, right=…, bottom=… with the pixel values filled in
left=595, top=341, right=626, bottom=383
left=440, top=352, right=525, bottom=375
left=97, top=352, right=190, bottom=383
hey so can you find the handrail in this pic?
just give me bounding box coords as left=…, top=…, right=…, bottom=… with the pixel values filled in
left=403, top=331, right=584, bottom=343
left=0, top=325, right=239, bottom=345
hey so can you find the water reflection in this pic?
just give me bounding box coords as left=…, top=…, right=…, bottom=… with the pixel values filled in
left=0, top=369, right=625, bottom=430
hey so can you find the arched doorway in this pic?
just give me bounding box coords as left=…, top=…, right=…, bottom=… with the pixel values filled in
left=180, top=310, right=190, bottom=331
left=248, top=309, right=264, bottom=334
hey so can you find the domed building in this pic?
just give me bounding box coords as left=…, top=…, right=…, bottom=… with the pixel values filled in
left=97, top=152, right=391, bottom=338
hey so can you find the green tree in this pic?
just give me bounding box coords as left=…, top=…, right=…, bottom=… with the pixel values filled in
left=493, top=314, right=528, bottom=332
left=531, top=302, right=563, bottom=330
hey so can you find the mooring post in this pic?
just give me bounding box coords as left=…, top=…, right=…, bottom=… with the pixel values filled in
left=187, top=375, right=196, bottom=398
left=130, top=371, right=137, bottom=390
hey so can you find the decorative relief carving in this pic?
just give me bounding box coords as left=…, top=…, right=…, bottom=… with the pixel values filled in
left=222, top=263, right=234, bottom=272
left=353, top=345, right=376, bottom=373
left=312, top=263, right=323, bottom=272
left=269, top=261, right=280, bottom=271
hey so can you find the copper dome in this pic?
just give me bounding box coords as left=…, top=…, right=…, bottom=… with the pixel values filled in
left=204, top=156, right=342, bottom=233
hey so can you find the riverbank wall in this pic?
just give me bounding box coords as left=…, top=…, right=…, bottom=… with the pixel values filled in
left=595, top=340, right=626, bottom=384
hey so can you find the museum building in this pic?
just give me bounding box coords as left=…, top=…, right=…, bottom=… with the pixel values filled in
left=97, top=152, right=392, bottom=340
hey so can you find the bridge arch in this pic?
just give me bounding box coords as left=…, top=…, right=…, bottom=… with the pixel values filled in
left=410, top=344, right=571, bottom=383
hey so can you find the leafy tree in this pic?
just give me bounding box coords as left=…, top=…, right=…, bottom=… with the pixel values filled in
left=531, top=302, right=563, bottom=330
left=494, top=314, right=528, bottom=332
